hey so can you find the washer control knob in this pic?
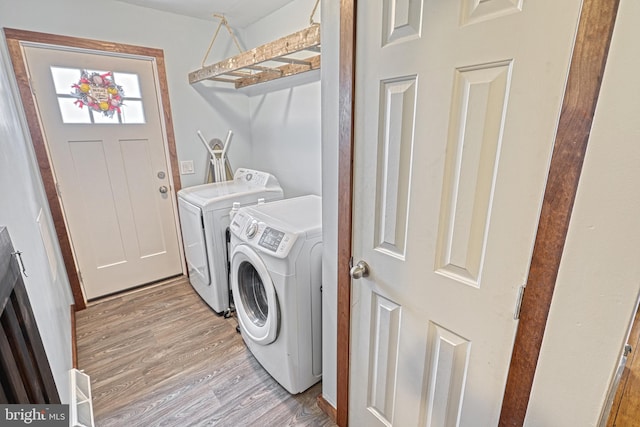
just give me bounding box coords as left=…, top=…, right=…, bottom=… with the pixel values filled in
left=246, top=220, right=259, bottom=238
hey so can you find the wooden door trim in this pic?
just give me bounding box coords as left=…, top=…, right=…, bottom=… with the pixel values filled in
left=498, top=0, right=620, bottom=424
left=3, top=28, right=182, bottom=311
left=336, top=0, right=620, bottom=425
left=336, top=0, right=356, bottom=425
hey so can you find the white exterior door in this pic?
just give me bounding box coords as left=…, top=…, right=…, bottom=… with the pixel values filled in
left=350, top=0, right=583, bottom=425
left=23, top=45, right=182, bottom=299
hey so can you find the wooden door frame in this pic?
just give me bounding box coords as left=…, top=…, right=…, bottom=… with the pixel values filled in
left=3, top=28, right=182, bottom=311
left=335, top=0, right=620, bottom=425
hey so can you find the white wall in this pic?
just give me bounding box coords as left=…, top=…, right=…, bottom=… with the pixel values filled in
left=319, top=0, right=339, bottom=409
left=246, top=80, right=321, bottom=197
left=0, top=44, right=73, bottom=401
left=240, top=0, right=322, bottom=198
left=525, top=0, right=640, bottom=424
left=0, top=0, right=252, bottom=188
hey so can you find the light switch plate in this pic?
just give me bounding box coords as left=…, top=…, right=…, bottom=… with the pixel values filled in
left=180, top=160, right=195, bottom=175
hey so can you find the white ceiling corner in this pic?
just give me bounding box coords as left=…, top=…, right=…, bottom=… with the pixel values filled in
left=113, top=0, right=297, bottom=28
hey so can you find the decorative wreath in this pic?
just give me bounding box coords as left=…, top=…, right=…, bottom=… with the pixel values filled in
left=71, top=71, right=124, bottom=118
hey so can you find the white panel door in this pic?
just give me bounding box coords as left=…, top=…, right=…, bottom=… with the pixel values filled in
left=350, top=0, right=583, bottom=425
left=23, top=45, right=182, bottom=299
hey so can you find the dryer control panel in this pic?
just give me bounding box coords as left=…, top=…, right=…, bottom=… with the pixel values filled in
left=234, top=168, right=278, bottom=187
left=259, top=227, right=285, bottom=252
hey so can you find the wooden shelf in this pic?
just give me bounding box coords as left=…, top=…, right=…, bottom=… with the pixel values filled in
left=188, top=25, right=321, bottom=89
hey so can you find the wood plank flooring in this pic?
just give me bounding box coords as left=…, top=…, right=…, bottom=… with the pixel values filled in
left=607, top=307, right=640, bottom=426
left=75, top=276, right=336, bottom=426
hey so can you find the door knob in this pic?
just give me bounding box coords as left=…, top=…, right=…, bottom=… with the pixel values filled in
left=159, top=186, right=168, bottom=194
left=350, top=260, right=370, bottom=279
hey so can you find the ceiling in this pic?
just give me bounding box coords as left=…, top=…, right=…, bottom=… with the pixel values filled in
left=114, top=0, right=297, bottom=28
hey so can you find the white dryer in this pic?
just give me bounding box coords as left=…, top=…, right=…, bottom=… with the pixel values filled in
left=229, top=195, right=322, bottom=394
left=177, top=169, right=283, bottom=313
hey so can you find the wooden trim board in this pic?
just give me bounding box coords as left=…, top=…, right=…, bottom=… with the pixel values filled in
left=317, top=394, right=337, bottom=423
left=498, top=0, right=620, bottom=424
left=336, top=0, right=356, bottom=425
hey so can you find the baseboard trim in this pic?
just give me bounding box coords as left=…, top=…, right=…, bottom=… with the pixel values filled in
left=317, top=394, right=337, bottom=424
left=71, top=304, right=77, bottom=368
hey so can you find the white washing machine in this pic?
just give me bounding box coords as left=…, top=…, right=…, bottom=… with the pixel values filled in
left=229, top=195, right=322, bottom=394
left=177, top=168, right=283, bottom=314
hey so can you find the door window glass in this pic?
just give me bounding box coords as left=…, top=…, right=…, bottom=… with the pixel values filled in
left=49, top=66, right=146, bottom=124
left=120, top=100, right=145, bottom=124
left=56, top=97, right=91, bottom=124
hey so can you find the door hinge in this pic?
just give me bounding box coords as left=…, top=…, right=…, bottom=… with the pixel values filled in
left=55, top=182, right=62, bottom=197
left=28, top=77, right=36, bottom=96
left=514, top=284, right=526, bottom=320
left=78, top=270, right=84, bottom=285
left=11, top=250, right=28, bottom=277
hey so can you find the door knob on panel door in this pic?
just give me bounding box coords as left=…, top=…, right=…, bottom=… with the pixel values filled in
left=159, top=186, right=168, bottom=194
left=350, top=260, right=370, bottom=279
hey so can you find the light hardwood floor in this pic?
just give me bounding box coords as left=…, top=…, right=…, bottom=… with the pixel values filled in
left=607, top=307, right=640, bottom=426
left=75, top=276, right=336, bottom=427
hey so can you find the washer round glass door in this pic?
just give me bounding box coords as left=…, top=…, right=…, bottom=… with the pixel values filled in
left=231, top=244, right=278, bottom=345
